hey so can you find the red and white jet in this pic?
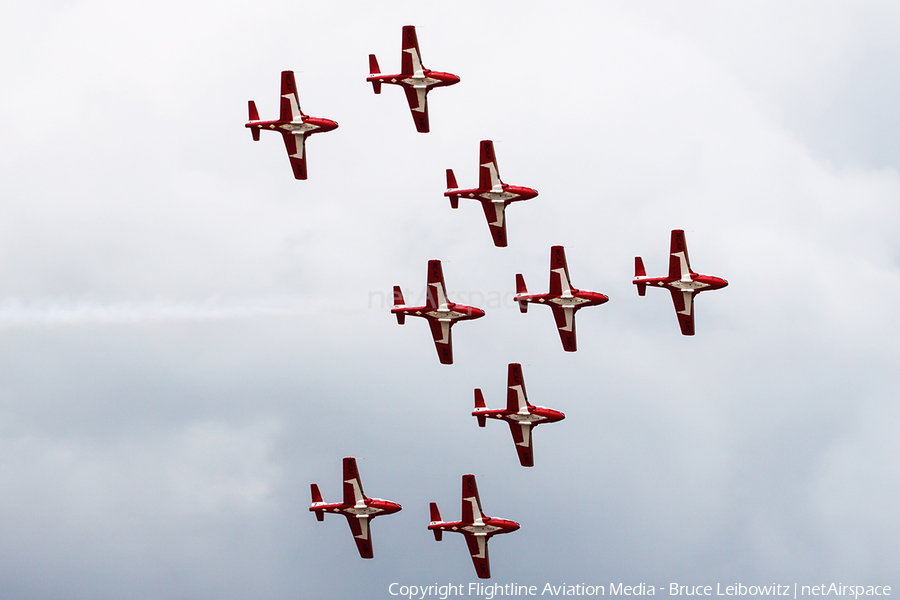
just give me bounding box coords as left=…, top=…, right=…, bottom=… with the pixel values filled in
left=473, top=363, right=565, bottom=467
left=245, top=71, right=338, bottom=180
left=309, top=457, right=402, bottom=559
left=428, top=475, right=520, bottom=579
left=392, top=259, right=485, bottom=365
left=445, top=140, right=538, bottom=247
left=515, top=246, right=609, bottom=352
left=367, top=25, right=460, bottom=133
left=633, top=229, right=728, bottom=336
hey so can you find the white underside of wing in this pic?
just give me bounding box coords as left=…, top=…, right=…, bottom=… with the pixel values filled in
left=551, top=267, right=572, bottom=295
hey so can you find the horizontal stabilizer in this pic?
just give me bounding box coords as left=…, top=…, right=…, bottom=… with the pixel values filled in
left=310, top=483, right=323, bottom=504
left=433, top=529, right=442, bottom=541
left=637, top=282, right=646, bottom=296
left=477, top=414, right=486, bottom=428
left=393, top=285, right=405, bottom=306
left=395, top=312, right=405, bottom=325
left=634, top=256, right=646, bottom=277
left=368, top=54, right=380, bottom=75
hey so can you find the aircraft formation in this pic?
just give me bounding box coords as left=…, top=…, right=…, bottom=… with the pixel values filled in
left=246, top=25, right=728, bottom=579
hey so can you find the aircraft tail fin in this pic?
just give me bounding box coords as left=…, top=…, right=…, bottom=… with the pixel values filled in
left=635, top=256, right=646, bottom=277
left=247, top=101, right=261, bottom=141
left=310, top=484, right=325, bottom=521
left=310, top=483, right=323, bottom=504
left=445, top=170, right=459, bottom=208
left=635, top=257, right=647, bottom=296
left=474, top=389, right=487, bottom=427
left=392, top=286, right=405, bottom=324
left=446, top=169, right=459, bottom=208
left=515, top=274, right=528, bottom=312
left=368, top=55, right=382, bottom=94
left=474, top=388, right=486, bottom=409
left=515, top=273, right=527, bottom=294
left=446, top=168, right=458, bottom=189
left=429, top=502, right=443, bottom=541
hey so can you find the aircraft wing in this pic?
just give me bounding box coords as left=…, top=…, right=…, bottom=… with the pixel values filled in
left=342, top=457, right=365, bottom=505
left=507, top=421, right=534, bottom=467
left=279, top=71, right=304, bottom=122
left=506, top=363, right=528, bottom=413
left=345, top=514, right=374, bottom=559
left=478, top=140, right=502, bottom=191
left=480, top=201, right=508, bottom=247
left=403, top=86, right=430, bottom=133
left=428, top=318, right=453, bottom=364
left=400, top=25, right=423, bottom=76
left=280, top=131, right=308, bottom=180
left=460, top=474, right=483, bottom=524
left=425, top=259, right=448, bottom=309
left=550, top=305, right=577, bottom=352
left=548, top=246, right=572, bottom=297
left=669, top=289, right=695, bottom=336
left=668, top=229, right=692, bottom=280
left=464, top=533, right=492, bottom=579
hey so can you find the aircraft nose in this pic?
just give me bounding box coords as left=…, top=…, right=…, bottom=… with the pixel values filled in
left=470, top=307, right=486, bottom=319
left=323, top=118, right=339, bottom=131
left=718, top=277, right=729, bottom=288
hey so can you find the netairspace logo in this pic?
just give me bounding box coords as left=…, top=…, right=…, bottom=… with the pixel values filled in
left=668, top=584, right=892, bottom=599
left=387, top=583, right=892, bottom=599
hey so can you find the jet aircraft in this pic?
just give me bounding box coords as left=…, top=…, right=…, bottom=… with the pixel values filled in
left=633, top=229, right=728, bottom=336
left=473, top=363, right=565, bottom=467
left=445, top=140, right=538, bottom=247
left=392, top=260, right=485, bottom=365
left=367, top=25, right=460, bottom=133
left=309, top=457, right=402, bottom=559
left=245, top=70, right=338, bottom=180
left=428, top=475, right=520, bottom=579
left=514, top=246, right=609, bottom=351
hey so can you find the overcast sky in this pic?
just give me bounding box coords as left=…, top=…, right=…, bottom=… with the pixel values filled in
left=1, top=1, right=899, bottom=598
